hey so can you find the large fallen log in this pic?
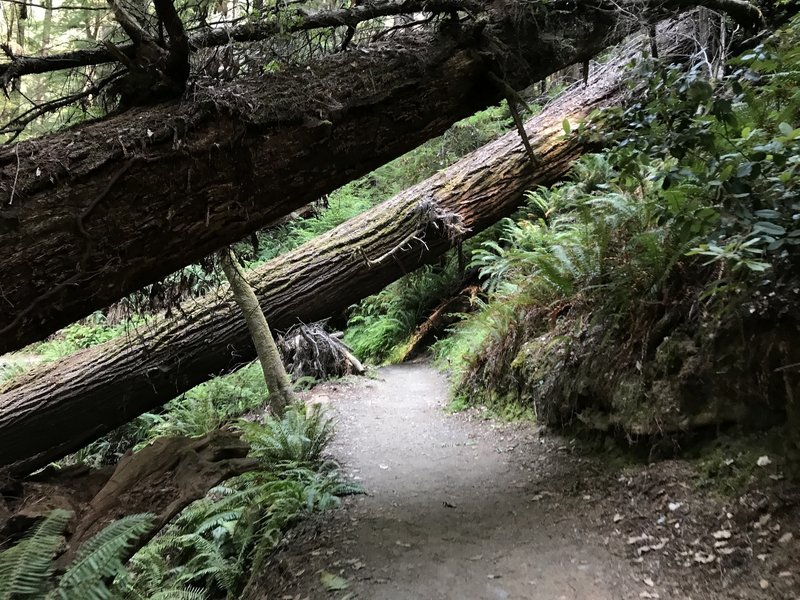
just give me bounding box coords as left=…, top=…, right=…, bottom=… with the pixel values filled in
left=0, top=0, right=766, bottom=354
left=0, top=23, right=692, bottom=476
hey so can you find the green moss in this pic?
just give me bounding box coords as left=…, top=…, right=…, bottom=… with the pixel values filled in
left=690, top=430, right=788, bottom=495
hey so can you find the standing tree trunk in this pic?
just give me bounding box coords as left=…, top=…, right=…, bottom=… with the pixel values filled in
left=218, top=247, right=295, bottom=413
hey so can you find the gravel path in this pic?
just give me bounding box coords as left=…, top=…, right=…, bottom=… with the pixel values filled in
left=261, top=363, right=636, bottom=599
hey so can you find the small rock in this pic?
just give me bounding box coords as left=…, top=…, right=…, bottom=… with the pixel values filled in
left=712, top=530, right=732, bottom=540
left=756, top=455, right=772, bottom=467
left=759, top=578, right=769, bottom=589
left=693, top=551, right=715, bottom=564
left=778, top=532, right=793, bottom=545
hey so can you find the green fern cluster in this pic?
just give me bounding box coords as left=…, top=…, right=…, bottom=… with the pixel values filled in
left=344, top=257, right=463, bottom=364
left=239, top=403, right=333, bottom=467
left=119, top=405, right=356, bottom=599
left=434, top=151, right=701, bottom=390
left=0, top=509, right=155, bottom=600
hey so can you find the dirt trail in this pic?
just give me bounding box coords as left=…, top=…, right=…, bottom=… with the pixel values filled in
left=264, top=363, right=635, bottom=599
left=259, top=363, right=799, bottom=600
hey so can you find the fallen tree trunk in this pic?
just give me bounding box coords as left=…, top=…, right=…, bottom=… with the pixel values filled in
left=399, top=284, right=482, bottom=362
left=0, top=24, right=691, bottom=476
left=0, top=0, right=763, bottom=354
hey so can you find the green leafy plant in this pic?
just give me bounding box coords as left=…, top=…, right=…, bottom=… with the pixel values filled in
left=0, top=510, right=154, bottom=600
left=120, top=408, right=356, bottom=600
left=238, top=403, right=334, bottom=467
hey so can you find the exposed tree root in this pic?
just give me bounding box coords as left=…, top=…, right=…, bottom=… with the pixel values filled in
left=278, top=322, right=365, bottom=382
left=0, top=430, right=258, bottom=567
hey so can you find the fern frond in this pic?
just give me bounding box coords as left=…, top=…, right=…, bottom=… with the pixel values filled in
left=0, top=508, right=71, bottom=600
left=148, top=588, right=208, bottom=600
left=53, top=513, right=154, bottom=600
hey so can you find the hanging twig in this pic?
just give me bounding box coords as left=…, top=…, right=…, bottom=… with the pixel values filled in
left=488, top=72, right=539, bottom=169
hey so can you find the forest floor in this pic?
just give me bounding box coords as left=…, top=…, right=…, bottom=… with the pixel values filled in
left=257, top=362, right=800, bottom=600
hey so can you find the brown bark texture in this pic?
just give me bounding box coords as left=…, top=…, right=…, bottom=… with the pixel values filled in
left=0, top=430, right=258, bottom=566
left=0, top=0, right=720, bottom=354
left=0, top=28, right=660, bottom=477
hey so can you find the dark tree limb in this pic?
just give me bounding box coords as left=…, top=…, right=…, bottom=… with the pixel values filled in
left=152, top=0, right=190, bottom=86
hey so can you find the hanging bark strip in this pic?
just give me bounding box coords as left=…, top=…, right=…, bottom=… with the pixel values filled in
left=0, top=0, right=772, bottom=354
left=0, top=24, right=683, bottom=477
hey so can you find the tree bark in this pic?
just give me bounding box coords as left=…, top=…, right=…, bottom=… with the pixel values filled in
left=0, top=0, right=742, bottom=354
left=0, top=27, right=660, bottom=477
left=1, top=430, right=258, bottom=568
left=219, top=247, right=295, bottom=412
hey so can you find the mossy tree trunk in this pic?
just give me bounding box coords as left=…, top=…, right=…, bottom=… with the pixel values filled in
left=218, top=247, right=295, bottom=413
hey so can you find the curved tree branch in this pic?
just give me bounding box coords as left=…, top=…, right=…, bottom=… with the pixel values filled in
left=153, top=0, right=190, bottom=87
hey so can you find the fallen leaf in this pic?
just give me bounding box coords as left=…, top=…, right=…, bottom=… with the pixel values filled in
left=320, top=571, right=349, bottom=592
left=712, top=530, right=732, bottom=540
left=779, top=532, right=793, bottom=544
left=759, top=578, right=769, bottom=589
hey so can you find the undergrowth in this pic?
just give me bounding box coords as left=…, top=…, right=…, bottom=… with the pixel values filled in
left=344, top=256, right=464, bottom=364
left=59, top=362, right=269, bottom=468
left=2, top=405, right=353, bottom=600
left=433, top=17, right=800, bottom=452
